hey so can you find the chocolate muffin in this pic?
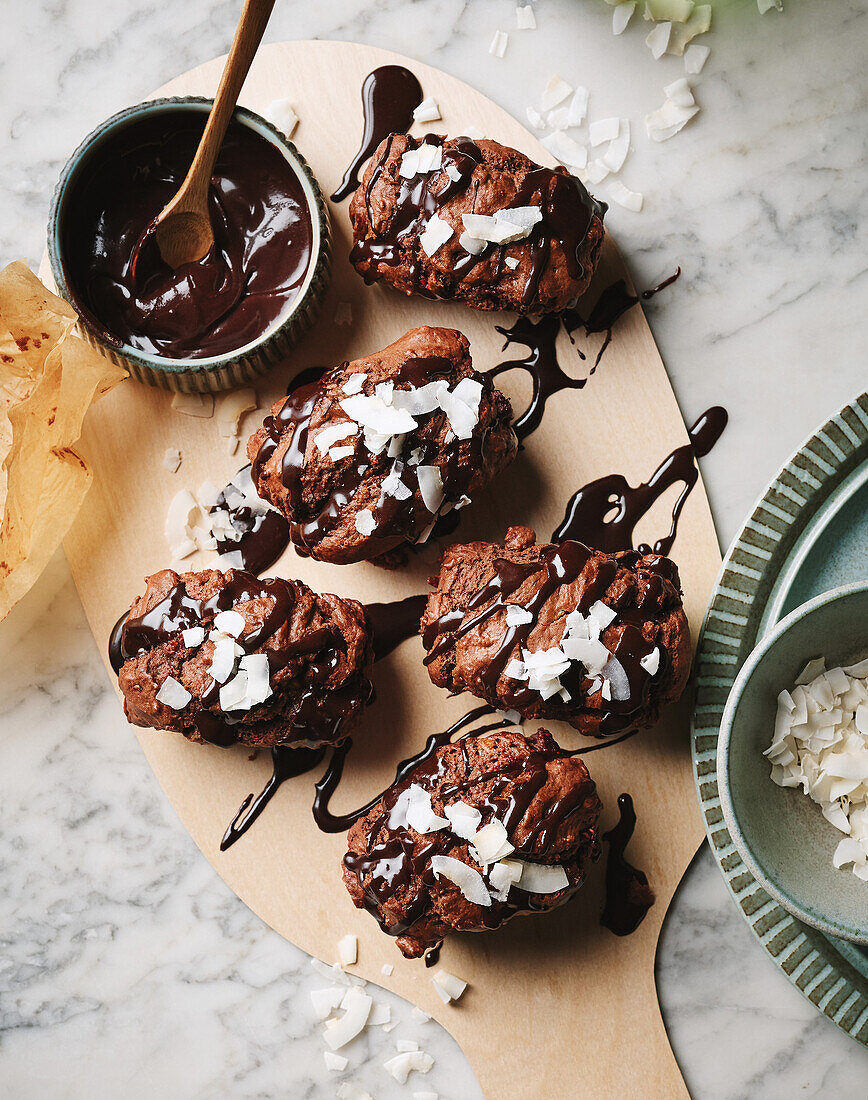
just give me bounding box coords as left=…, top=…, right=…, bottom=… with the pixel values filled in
left=112, top=568, right=372, bottom=748
left=349, top=134, right=606, bottom=314
left=247, top=326, right=517, bottom=565
left=342, top=726, right=602, bottom=957
left=421, top=526, right=691, bottom=737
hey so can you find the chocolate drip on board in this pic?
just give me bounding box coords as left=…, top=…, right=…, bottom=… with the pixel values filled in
left=331, top=65, right=424, bottom=203
left=491, top=269, right=681, bottom=443
left=601, top=793, right=655, bottom=936
left=366, top=593, right=427, bottom=661
left=553, top=406, right=728, bottom=555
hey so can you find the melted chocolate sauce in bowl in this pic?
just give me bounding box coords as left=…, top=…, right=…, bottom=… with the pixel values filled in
left=48, top=98, right=331, bottom=389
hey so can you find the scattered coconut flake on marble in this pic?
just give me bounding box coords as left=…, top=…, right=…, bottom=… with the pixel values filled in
left=217, top=388, right=257, bottom=438
left=541, top=130, right=587, bottom=169
left=433, top=969, right=468, bottom=1002
left=489, top=29, right=509, bottom=58
left=667, top=5, right=711, bottom=54
left=383, top=1050, right=435, bottom=1085
left=601, top=120, right=630, bottom=172
left=513, top=859, right=569, bottom=893
left=324, top=1051, right=348, bottom=1072
left=541, top=74, right=573, bottom=112
left=265, top=98, right=299, bottom=137
left=155, top=676, right=191, bottom=710
left=567, top=86, right=589, bottom=127
left=683, top=43, right=710, bottom=73
left=515, top=4, right=536, bottom=29
left=646, top=21, right=672, bottom=58
left=526, top=105, right=546, bottom=130
left=613, top=1, right=636, bottom=34
left=337, top=1085, right=373, bottom=1100
left=413, top=96, right=441, bottom=123
left=589, top=117, right=620, bottom=146
left=757, top=0, right=783, bottom=12
left=334, top=301, right=353, bottom=326
left=645, top=95, right=699, bottom=141
left=431, top=855, right=492, bottom=905
left=411, top=1006, right=431, bottom=1023
left=171, top=391, right=214, bottom=418
left=664, top=77, right=696, bottom=107
left=414, top=1092, right=439, bottom=1100
left=419, top=213, right=454, bottom=257
left=310, top=987, right=344, bottom=1020
left=766, top=656, right=868, bottom=881
left=586, top=160, right=610, bottom=185
left=368, top=1002, right=391, bottom=1026
left=163, top=447, right=182, bottom=473
left=324, top=986, right=373, bottom=1050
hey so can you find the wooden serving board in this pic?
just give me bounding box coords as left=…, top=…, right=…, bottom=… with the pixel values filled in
left=60, top=41, right=721, bottom=1099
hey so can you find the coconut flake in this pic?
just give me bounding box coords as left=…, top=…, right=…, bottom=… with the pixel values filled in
left=645, top=0, right=695, bottom=19
left=383, top=1051, right=434, bottom=1084
left=586, top=160, right=610, bottom=185
left=324, top=1052, right=348, bottom=1072
left=640, top=648, right=661, bottom=676
left=416, top=143, right=444, bottom=174
left=419, top=213, right=454, bottom=257
left=381, top=963, right=393, bottom=976
left=265, top=98, right=299, bottom=137
left=240, top=653, right=272, bottom=704
left=757, top=0, right=782, bottom=12
left=338, top=934, right=358, bottom=967
left=310, top=987, right=344, bottom=1019
left=391, top=784, right=449, bottom=833
left=613, top=1, right=636, bottom=33
left=354, top=509, right=377, bottom=537
left=217, top=388, right=257, bottom=438
left=525, top=106, right=546, bottom=130
left=608, top=180, right=644, bottom=211
left=646, top=21, right=672, bottom=58
left=413, top=96, right=441, bottom=123
left=515, top=5, right=536, bottom=29
left=541, top=74, right=573, bottom=112
left=667, top=4, right=711, bottom=54
left=470, top=819, right=515, bottom=864
left=323, top=986, right=372, bottom=1050
left=430, top=855, right=492, bottom=906
left=416, top=465, right=444, bottom=514
left=315, top=422, right=358, bottom=454
left=601, top=121, right=630, bottom=173
left=181, top=626, right=205, bottom=649
left=664, top=77, right=696, bottom=108
left=505, top=604, right=534, bottom=627
left=163, top=447, right=182, bottom=473
left=541, top=131, right=588, bottom=170
left=683, top=42, right=710, bottom=73
left=208, top=636, right=241, bottom=683
left=513, top=860, right=569, bottom=894
left=489, top=29, right=509, bottom=57
left=155, top=676, right=191, bottom=710
left=589, top=117, right=620, bottom=146
left=433, top=969, right=468, bottom=1001
left=171, top=392, right=214, bottom=418
left=488, top=858, right=523, bottom=900
left=213, top=609, right=245, bottom=637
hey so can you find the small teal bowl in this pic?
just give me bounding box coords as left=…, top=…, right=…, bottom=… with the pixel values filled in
left=717, top=581, right=868, bottom=945
left=48, top=97, right=332, bottom=392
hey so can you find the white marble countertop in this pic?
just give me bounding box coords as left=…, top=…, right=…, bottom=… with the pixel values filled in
left=2, top=1, right=867, bottom=1096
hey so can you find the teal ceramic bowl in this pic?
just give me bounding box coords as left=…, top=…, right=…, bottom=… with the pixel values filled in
left=717, top=582, right=868, bottom=945
left=48, top=97, right=332, bottom=392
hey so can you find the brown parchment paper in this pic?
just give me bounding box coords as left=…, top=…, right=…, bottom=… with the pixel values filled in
left=57, top=42, right=722, bottom=1100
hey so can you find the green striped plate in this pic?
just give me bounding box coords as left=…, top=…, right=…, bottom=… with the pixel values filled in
left=691, top=391, right=868, bottom=1045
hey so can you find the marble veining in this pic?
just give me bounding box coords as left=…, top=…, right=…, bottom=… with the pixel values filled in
left=2, top=1, right=868, bottom=1097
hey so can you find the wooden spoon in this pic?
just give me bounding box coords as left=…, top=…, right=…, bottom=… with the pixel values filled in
left=152, top=0, right=276, bottom=269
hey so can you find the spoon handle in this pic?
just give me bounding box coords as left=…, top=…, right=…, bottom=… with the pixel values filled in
left=184, top=0, right=276, bottom=208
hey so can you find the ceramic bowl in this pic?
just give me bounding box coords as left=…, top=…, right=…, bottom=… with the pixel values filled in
left=717, top=581, right=868, bottom=945
left=48, top=96, right=331, bottom=392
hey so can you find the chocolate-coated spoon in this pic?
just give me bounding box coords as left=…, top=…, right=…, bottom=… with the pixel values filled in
left=151, top=0, right=276, bottom=269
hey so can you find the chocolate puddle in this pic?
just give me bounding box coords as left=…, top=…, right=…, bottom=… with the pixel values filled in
left=553, top=406, right=728, bottom=554
left=366, top=593, right=427, bottom=662
left=331, top=65, right=423, bottom=203
left=601, top=793, right=655, bottom=936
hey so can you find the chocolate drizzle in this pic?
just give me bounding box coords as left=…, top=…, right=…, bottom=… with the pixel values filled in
left=366, top=593, right=427, bottom=661
left=210, top=465, right=291, bottom=575
left=601, top=793, right=655, bottom=936
left=422, top=540, right=669, bottom=735
left=116, top=570, right=370, bottom=748
left=553, top=406, right=728, bottom=554
left=251, top=353, right=500, bottom=559
left=331, top=65, right=424, bottom=203
left=350, top=132, right=604, bottom=309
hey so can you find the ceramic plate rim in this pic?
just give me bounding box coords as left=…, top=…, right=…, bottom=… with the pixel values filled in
left=691, top=390, right=868, bottom=1046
